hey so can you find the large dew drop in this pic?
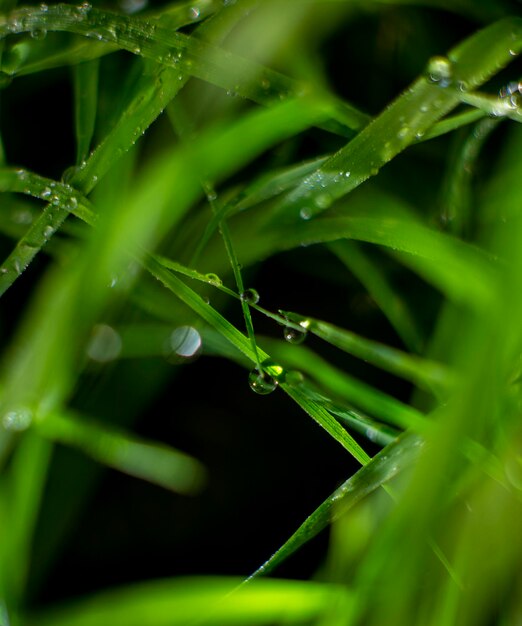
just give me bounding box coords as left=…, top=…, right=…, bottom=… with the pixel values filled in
left=165, top=326, right=202, bottom=363
left=426, top=56, right=453, bottom=88
left=87, top=324, right=122, bottom=362
left=248, top=369, right=278, bottom=395
left=283, top=326, right=307, bottom=345
left=240, top=288, right=260, bottom=305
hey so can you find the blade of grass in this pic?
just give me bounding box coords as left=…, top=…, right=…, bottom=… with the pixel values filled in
left=35, top=411, right=206, bottom=495
left=26, top=577, right=353, bottom=626
left=282, top=311, right=452, bottom=393
left=271, top=17, right=522, bottom=220
left=73, top=58, right=99, bottom=165
left=247, top=431, right=424, bottom=580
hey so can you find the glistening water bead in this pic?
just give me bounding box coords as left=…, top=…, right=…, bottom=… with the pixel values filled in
left=248, top=369, right=278, bottom=395
left=426, top=55, right=453, bottom=88
left=240, top=288, right=260, bottom=305
left=283, top=326, right=307, bottom=345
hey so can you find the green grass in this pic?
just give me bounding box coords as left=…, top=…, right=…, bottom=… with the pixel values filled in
left=1, top=0, right=522, bottom=624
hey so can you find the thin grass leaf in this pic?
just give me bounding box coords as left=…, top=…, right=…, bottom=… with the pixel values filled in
left=269, top=214, right=499, bottom=310
left=248, top=431, right=424, bottom=580
left=0, top=4, right=368, bottom=133
left=26, top=577, right=353, bottom=626
left=328, top=240, right=424, bottom=352
left=73, top=58, right=99, bottom=165
left=271, top=17, right=522, bottom=220
left=36, top=411, right=206, bottom=495
left=282, top=311, right=452, bottom=393
left=1, top=433, right=52, bottom=610
left=259, top=338, right=426, bottom=431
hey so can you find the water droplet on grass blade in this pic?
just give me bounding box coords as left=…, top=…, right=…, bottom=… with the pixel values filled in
left=248, top=369, right=277, bottom=395
left=30, top=28, right=46, bottom=39
left=165, top=326, right=202, bottom=363
left=241, top=288, right=259, bottom=305
left=426, top=56, right=453, bottom=87
left=2, top=407, right=32, bottom=431
left=189, top=6, right=200, bottom=18
left=87, top=324, right=122, bottom=363
left=283, top=326, right=307, bottom=345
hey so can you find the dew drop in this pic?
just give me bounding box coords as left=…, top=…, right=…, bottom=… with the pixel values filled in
left=299, top=206, right=313, bottom=220
left=30, top=28, right=47, bottom=39
left=2, top=407, right=33, bottom=432
left=205, top=273, right=222, bottom=286
left=67, top=196, right=78, bottom=211
left=164, top=326, right=202, bottom=363
left=189, top=6, right=200, bottom=19
left=119, top=0, right=147, bottom=13
left=86, top=324, right=122, bottom=363
left=241, top=288, right=259, bottom=305
left=41, top=187, right=51, bottom=199
left=285, top=370, right=304, bottom=386
left=61, top=165, right=81, bottom=184
left=426, top=55, right=453, bottom=87
left=77, top=1, right=92, bottom=12
left=43, top=225, right=54, bottom=239
left=248, top=369, right=277, bottom=395
left=283, top=326, right=307, bottom=345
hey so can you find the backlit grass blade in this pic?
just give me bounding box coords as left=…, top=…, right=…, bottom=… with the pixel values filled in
left=248, top=431, right=424, bottom=580
left=328, top=240, right=424, bottom=352
left=26, top=577, right=353, bottom=626
left=272, top=17, right=522, bottom=220
left=0, top=4, right=368, bottom=133
left=73, top=58, right=99, bottom=165
left=282, top=311, right=452, bottom=393
left=36, top=411, right=206, bottom=495
left=0, top=433, right=51, bottom=612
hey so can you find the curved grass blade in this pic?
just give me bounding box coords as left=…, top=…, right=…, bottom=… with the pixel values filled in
left=270, top=214, right=499, bottom=310
left=35, top=411, right=206, bottom=495
left=282, top=311, right=452, bottom=393
left=0, top=4, right=368, bottom=133
left=26, top=577, right=353, bottom=626
left=272, top=17, right=522, bottom=220
left=328, top=240, right=424, bottom=352
left=247, top=431, right=424, bottom=580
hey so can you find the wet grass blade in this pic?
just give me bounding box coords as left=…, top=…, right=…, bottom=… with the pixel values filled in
left=73, top=58, right=99, bottom=165
left=248, top=431, right=424, bottom=580
left=282, top=311, right=452, bottom=393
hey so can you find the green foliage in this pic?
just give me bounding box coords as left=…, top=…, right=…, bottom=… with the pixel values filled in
left=1, top=1, right=522, bottom=625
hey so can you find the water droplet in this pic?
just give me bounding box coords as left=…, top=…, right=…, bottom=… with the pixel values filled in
left=30, top=27, right=47, bottom=39
left=397, top=126, right=410, bottom=139
left=283, top=326, right=307, bottom=345
left=499, top=81, right=522, bottom=110
left=164, top=326, right=202, bottom=363
left=77, top=1, right=92, bottom=12
left=119, top=0, right=147, bottom=13
left=2, top=407, right=32, bottom=431
left=248, top=369, right=277, bottom=395
left=86, top=324, right=122, bottom=363
left=43, top=225, right=54, bottom=239
left=509, top=49, right=518, bottom=57
left=61, top=165, right=81, bottom=185
left=300, top=206, right=313, bottom=220
left=50, top=194, right=60, bottom=206
left=426, top=55, right=453, bottom=88
left=205, top=273, right=222, bottom=286
left=41, top=187, right=51, bottom=199
left=285, top=370, right=304, bottom=386
left=189, top=6, right=200, bottom=19
left=67, top=196, right=78, bottom=211
left=241, top=288, right=259, bottom=305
